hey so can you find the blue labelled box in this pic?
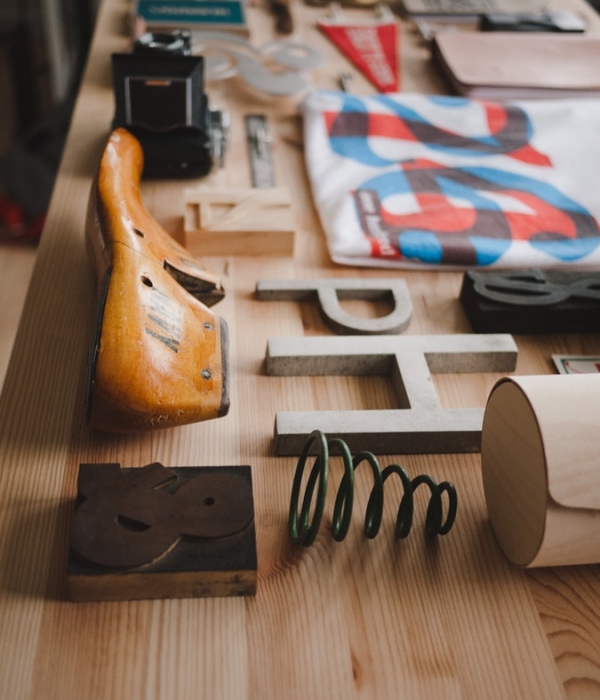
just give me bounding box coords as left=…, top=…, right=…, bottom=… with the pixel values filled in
left=137, top=0, right=248, bottom=34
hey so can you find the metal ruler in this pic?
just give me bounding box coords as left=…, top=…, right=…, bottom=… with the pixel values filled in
left=245, top=114, right=276, bottom=189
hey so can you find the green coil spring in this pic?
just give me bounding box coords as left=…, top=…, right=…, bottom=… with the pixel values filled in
left=289, top=430, right=458, bottom=547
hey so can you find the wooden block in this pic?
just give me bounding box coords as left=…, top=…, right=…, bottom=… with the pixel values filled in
left=482, top=374, right=600, bottom=568
left=183, top=187, right=295, bottom=256
left=255, top=278, right=412, bottom=335
left=67, top=462, right=257, bottom=601
left=460, top=269, right=600, bottom=334
left=265, top=334, right=517, bottom=454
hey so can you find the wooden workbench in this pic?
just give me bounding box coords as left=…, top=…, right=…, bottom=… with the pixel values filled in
left=2, top=0, right=600, bottom=697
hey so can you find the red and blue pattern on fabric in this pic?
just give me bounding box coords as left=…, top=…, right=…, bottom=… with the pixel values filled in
left=322, top=94, right=600, bottom=266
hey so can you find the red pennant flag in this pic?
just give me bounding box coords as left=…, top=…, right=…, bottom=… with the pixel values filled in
left=318, top=19, right=399, bottom=93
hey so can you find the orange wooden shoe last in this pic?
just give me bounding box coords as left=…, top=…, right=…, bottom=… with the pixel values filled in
left=85, top=128, right=229, bottom=432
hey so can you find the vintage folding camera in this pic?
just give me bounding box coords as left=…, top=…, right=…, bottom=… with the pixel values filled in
left=111, top=32, right=229, bottom=178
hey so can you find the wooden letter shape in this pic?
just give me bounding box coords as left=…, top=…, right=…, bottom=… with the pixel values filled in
left=265, top=334, right=517, bottom=455
left=68, top=462, right=257, bottom=601
left=255, top=278, right=412, bottom=335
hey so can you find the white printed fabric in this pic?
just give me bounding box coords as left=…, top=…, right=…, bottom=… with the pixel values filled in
left=302, top=90, right=600, bottom=269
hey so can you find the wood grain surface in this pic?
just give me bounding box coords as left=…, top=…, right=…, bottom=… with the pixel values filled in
left=1, top=0, right=600, bottom=698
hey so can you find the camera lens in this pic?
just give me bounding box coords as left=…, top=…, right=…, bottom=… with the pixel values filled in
left=133, top=31, right=192, bottom=56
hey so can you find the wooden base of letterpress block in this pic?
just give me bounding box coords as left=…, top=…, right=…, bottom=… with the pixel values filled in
left=68, top=566, right=257, bottom=602
left=183, top=187, right=295, bottom=256
left=67, top=464, right=257, bottom=602
left=460, top=269, right=600, bottom=334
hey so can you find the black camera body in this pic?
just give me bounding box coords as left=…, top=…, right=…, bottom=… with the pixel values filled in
left=111, top=34, right=228, bottom=178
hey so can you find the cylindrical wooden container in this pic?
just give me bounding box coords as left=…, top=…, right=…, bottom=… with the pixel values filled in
left=481, top=374, right=600, bottom=568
